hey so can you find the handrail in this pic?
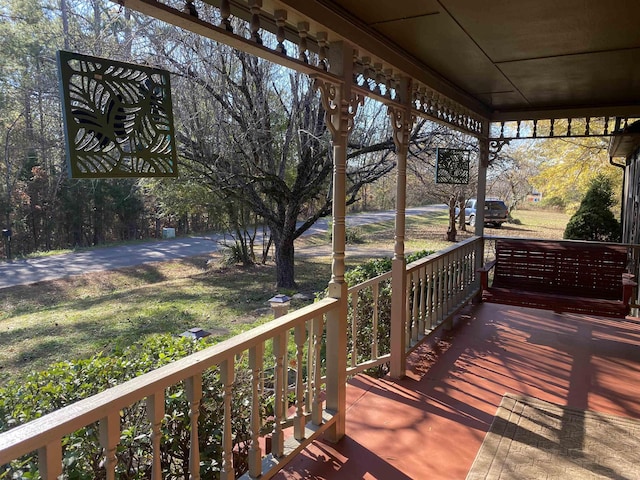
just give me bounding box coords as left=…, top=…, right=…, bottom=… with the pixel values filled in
left=406, top=236, right=482, bottom=273
left=344, top=237, right=484, bottom=375
left=0, top=297, right=340, bottom=479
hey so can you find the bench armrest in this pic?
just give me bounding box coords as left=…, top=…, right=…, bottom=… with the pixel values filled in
left=478, top=259, right=497, bottom=291
left=622, top=273, right=637, bottom=312
left=622, top=273, right=637, bottom=286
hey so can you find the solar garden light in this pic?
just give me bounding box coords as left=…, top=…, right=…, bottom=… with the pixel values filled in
left=268, top=294, right=291, bottom=318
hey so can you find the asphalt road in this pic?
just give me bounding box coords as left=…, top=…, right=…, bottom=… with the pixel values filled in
left=0, top=205, right=445, bottom=289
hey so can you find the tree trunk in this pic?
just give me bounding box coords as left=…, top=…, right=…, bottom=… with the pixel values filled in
left=446, top=195, right=457, bottom=242
left=274, top=235, right=297, bottom=289
left=458, top=193, right=467, bottom=231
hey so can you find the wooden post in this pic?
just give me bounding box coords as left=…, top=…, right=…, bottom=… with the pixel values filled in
left=185, top=374, right=202, bottom=480
left=315, top=41, right=362, bottom=443
left=38, top=442, right=62, bottom=480
left=475, top=137, right=489, bottom=237
left=388, top=78, right=413, bottom=379
left=146, top=392, right=165, bottom=480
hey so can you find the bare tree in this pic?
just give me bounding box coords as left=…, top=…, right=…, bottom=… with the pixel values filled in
left=161, top=40, right=397, bottom=288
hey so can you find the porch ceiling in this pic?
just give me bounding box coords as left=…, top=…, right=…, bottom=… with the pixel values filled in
left=282, top=0, right=640, bottom=121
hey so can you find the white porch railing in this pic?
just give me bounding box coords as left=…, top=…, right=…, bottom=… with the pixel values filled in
left=0, top=239, right=483, bottom=479
left=405, top=236, right=483, bottom=351
left=345, top=237, right=483, bottom=376
left=0, top=298, right=339, bottom=480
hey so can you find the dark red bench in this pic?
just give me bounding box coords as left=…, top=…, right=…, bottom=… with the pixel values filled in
left=479, top=238, right=636, bottom=318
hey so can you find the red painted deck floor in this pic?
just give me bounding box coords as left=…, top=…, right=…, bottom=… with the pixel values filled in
left=274, top=302, right=640, bottom=480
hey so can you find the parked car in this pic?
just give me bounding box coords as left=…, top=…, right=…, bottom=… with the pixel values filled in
left=460, top=198, right=509, bottom=228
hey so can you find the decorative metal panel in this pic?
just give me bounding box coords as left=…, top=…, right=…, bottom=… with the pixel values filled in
left=57, top=51, right=178, bottom=178
left=435, top=148, right=470, bottom=184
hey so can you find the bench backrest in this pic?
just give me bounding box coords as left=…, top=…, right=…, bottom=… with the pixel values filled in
left=492, top=239, right=628, bottom=299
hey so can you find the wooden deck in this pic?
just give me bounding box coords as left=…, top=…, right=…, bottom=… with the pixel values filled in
left=274, top=302, right=640, bottom=479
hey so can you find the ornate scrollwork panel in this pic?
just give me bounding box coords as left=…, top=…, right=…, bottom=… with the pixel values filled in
left=57, top=51, right=178, bottom=178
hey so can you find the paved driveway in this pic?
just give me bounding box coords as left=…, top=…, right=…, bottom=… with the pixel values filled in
left=0, top=205, right=445, bottom=289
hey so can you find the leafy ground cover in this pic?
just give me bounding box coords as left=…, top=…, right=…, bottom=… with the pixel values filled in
left=0, top=207, right=568, bottom=383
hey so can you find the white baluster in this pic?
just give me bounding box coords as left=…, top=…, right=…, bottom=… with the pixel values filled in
left=248, top=344, right=264, bottom=477
left=317, top=31, right=328, bottom=70
left=383, top=68, right=393, bottom=98
left=352, top=49, right=363, bottom=84
left=249, top=0, right=262, bottom=44
left=220, top=0, right=232, bottom=32
left=350, top=291, right=358, bottom=367
left=372, top=282, right=379, bottom=359
left=426, top=262, right=434, bottom=329
left=412, top=270, right=421, bottom=344
left=423, top=87, right=432, bottom=115
left=272, top=333, right=286, bottom=456
left=220, top=359, right=235, bottom=480
left=361, top=56, right=372, bottom=90
left=146, top=391, right=165, bottom=480
left=419, top=266, right=427, bottom=335
left=373, top=62, right=383, bottom=94
left=186, top=374, right=202, bottom=480
left=274, top=9, right=287, bottom=54
left=99, top=413, right=120, bottom=480
left=294, top=323, right=307, bottom=440
left=38, top=442, right=62, bottom=480
left=311, top=315, right=324, bottom=426
left=297, top=22, right=309, bottom=63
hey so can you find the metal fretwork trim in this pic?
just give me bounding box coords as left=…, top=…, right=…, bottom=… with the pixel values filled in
left=489, top=116, right=640, bottom=141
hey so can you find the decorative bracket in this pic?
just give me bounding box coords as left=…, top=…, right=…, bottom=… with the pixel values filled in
left=489, top=139, right=510, bottom=164
left=387, top=105, right=415, bottom=152
left=314, top=78, right=364, bottom=140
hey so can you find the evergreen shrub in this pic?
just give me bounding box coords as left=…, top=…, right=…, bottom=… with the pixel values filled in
left=563, top=175, right=621, bottom=242
left=0, top=335, right=257, bottom=479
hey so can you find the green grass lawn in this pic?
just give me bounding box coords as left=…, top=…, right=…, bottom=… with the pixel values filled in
left=0, top=207, right=569, bottom=384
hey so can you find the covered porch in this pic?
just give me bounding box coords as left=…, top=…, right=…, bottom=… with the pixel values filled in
left=276, top=301, right=640, bottom=479
left=3, top=0, right=640, bottom=478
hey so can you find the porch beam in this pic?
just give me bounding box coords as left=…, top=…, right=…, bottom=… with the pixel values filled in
left=118, top=0, right=490, bottom=137
left=118, top=0, right=340, bottom=82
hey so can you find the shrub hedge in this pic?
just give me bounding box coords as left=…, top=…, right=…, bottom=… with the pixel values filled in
left=0, top=335, right=256, bottom=479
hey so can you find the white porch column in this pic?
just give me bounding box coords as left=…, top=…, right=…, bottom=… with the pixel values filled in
left=315, top=41, right=362, bottom=442
left=475, top=137, right=489, bottom=237
left=388, top=78, right=413, bottom=379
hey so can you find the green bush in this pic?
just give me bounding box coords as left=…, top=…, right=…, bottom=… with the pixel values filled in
left=345, top=227, right=364, bottom=244
left=324, top=220, right=364, bottom=244
left=0, top=335, right=258, bottom=479
left=564, top=175, right=621, bottom=242
left=343, top=250, right=433, bottom=376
